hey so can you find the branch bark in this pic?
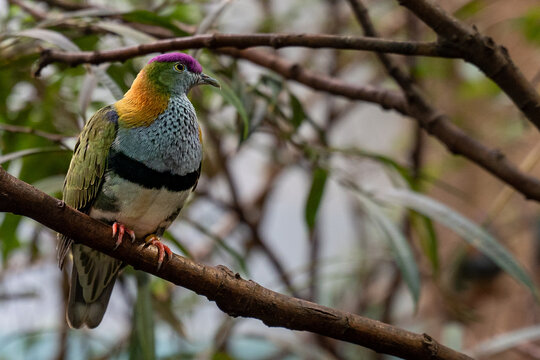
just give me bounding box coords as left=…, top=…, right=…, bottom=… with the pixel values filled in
left=33, top=32, right=460, bottom=76
left=396, top=0, right=540, bottom=131
left=0, top=166, right=473, bottom=360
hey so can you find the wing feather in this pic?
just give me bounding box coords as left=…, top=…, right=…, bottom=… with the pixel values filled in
left=57, top=105, right=118, bottom=268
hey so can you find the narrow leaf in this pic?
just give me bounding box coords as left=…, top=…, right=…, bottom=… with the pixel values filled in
left=161, top=231, right=193, bottom=259
left=121, top=10, right=188, bottom=36
left=95, top=21, right=156, bottom=44
left=129, top=273, right=156, bottom=360
left=305, top=167, right=328, bottom=230
left=93, top=64, right=124, bottom=101
left=375, top=188, right=538, bottom=298
left=289, top=91, right=307, bottom=129
left=187, top=220, right=249, bottom=275
left=78, top=71, right=98, bottom=120
left=32, top=175, right=65, bottom=196
left=0, top=147, right=66, bottom=164
left=16, top=29, right=79, bottom=51
left=412, top=212, right=439, bottom=273
left=207, top=71, right=249, bottom=141
left=471, top=325, right=540, bottom=358
left=356, top=192, right=421, bottom=303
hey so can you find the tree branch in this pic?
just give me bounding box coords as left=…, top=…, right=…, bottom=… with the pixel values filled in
left=219, top=48, right=540, bottom=202
left=0, top=167, right=472, bottom=360
left=396, top=0, right=540, bottom=131
left=33, top=32, right=460, bottom=76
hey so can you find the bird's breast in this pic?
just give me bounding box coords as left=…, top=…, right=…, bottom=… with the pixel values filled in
left=114, top=95, right=202, bottom=176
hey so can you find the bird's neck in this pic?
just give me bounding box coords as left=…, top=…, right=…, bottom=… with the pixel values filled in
left=115, top=69, right=170, bottom=128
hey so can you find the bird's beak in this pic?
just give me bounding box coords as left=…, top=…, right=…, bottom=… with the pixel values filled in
left=198, top=73, right=220, bottom=88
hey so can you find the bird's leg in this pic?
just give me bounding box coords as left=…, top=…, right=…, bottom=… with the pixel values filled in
left=112, top=222, right=136, bottom=250
left=144, top=234, right=172, bottom=271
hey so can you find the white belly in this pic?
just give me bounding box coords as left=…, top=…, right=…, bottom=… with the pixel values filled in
left=89, top=176, right=190, bottom=237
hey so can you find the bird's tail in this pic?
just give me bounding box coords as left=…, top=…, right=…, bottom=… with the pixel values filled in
left=67, top=264, right=117, bottom=329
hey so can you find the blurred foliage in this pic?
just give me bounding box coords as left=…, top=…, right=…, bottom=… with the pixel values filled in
left=1, top=0, right=540, bottom=359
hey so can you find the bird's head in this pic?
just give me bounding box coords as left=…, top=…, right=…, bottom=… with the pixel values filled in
left=115, top=53, right=219, bottom=128
left=144, top=53, right=220, bottom=95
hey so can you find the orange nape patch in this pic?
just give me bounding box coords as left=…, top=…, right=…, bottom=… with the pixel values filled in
left=115, top=69, right=169, bottom=128
left=198, top=125, right=203, bottom=143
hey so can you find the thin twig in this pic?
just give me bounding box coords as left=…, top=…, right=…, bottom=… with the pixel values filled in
left=0, top=123, right=72, bottom=144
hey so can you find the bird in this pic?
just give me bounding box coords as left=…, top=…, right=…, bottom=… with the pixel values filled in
left=57, top=52, right=220, bottom=329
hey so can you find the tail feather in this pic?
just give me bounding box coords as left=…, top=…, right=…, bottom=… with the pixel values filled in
left=67, top=264, right=117, bottom=329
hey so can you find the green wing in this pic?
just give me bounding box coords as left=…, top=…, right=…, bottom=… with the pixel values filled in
left=63, top=105, right=118, bottom=211
left=57, top=105, right=118, bottom=267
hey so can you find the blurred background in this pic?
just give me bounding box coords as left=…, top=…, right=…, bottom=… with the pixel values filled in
left=2, top=0, right=540, bottom=359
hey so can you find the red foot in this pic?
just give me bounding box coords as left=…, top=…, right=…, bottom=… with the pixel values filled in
left=112, top=222, right=136, bottom=250
left=144, top=235, right=172, bottom=271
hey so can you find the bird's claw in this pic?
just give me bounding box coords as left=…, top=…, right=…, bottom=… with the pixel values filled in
left=144, top=235, right=172, bottom=271
left=112, top=222, right=136, bottom=250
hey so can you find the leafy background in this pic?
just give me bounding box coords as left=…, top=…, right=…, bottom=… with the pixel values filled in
left=2, top=0, right=540, bottom=359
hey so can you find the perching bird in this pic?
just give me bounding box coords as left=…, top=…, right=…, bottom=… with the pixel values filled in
left=57, top=53, right=219, bottom=329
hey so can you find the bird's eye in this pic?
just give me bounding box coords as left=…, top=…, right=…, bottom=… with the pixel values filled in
left=173, top=63, right=186, bottom=73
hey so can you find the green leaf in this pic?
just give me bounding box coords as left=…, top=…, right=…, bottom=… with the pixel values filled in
left=0, top=214, right=22, bottom=263
left=161, top=231, right=193, bottom=259
left=454, top=0, right=483, bottom=18
left=93, top=64, right=124, bottom=101
left=458, top=77, right=501, bottom=99
left=261, top=74, right=283, bottom=101
left=212, top=352, right=235, bottom=360
left=95, top=21, right=156, bottom=44
left=129, top=272, right=156, bottom=360
left=328, top=147, right=414, bottom=186
left=207, top=71, right=250, bottom=141
left=187, top=220, right=249, bottom=275
left=515, top=8, right=540, bottom=45
left=305, top=167, right=328, bottom=231
left=289, top=91, right=307, bottom=129
left=121, top=10, right=189, bottom=36
left=411, top=212, right=439, bottom=274
left=420, top=215, right=439, bottom=272
left=356, top=192, right=421, bottom=303
left=164, top=3, right=202, bottom=25
left=375, top=188, right=538, bottom=298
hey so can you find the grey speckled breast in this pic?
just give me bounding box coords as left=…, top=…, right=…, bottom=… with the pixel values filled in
left=113, top=94, right=202, bottom=176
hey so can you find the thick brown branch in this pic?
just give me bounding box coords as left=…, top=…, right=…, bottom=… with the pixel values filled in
left=396, top=0, right=540, bottom=131
left=34, top=32, right=460, bottom=76
left=0, top=166, right=472, bottom=360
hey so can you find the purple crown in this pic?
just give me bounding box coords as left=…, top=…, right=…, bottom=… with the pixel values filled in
left=148, top=53, right=202, bottom=74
